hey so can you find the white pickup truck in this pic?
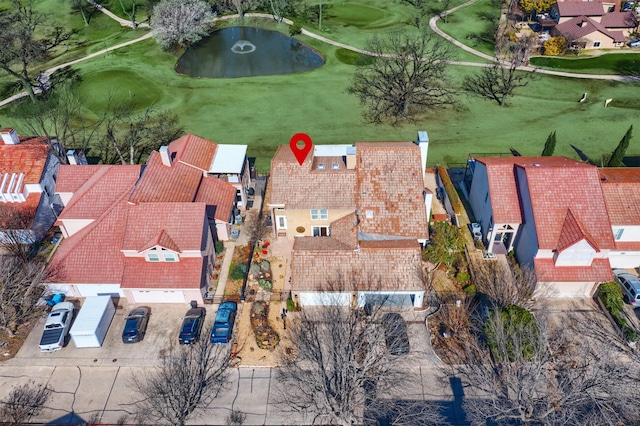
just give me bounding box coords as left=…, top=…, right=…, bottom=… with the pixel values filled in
left=39, top=302, right=74, bottom=352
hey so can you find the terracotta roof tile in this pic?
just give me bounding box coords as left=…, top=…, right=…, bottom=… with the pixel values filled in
left=269, top=145, right=357, bottom=209
left=356, top=142, right=428, bottom=239
left=0, top=136, right=51, bottom=218
left=169, top=134, right=218, bottom=171
left=58, top=165, right=142, bottom=220
left=534, top=258, right=613, bottom=282
left=49, top=200, right=130, bottom=284
left=599, top=168, right=640, bottom=225
left=330, top=212, right=359, bottom=249
left=140, top=229, right=182, bottom=252
left=293, top=236, right=353, bottom=251
left=129, top=161, right=202, bottom=203
left=122, top=203, right=207, bottom=251
left=55, top=165, right=106, bottom=193
left=556, top=208, right=599, bottom=252
left=291, top=243, right=424, bottom=291
left=121, top=258, right=205, bottom=289
left=522, top=160, right=614, bottom=251
left=193, top=177, right=237, bottom=222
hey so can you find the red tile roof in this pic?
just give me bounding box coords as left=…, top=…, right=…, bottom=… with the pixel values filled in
left=49, top=201, right=130, bottom=284
left=129, top=160, right=202, bottom=203
left=557, top=1, right=605, bottom=16
left=534, top=258, right=613, bottom=283
left=556, top=208, right=599, bottom=252
left=58, top=165, right=142, bottom=220
left=329, top=212, right=359, bottom=249
left=0, top=136, right=51, bottom=217
left=140, top=229, right=181, bottom=252
left=169, top=134, right=217, bottom=171
left=356, top=142, right=429, bottom=239
left=193, top=177, right=237, bottom=222
left=476, top=158, right=523, bottom=224
left=522, top=159, right=614, bottom=251
left=599, top=168, right=640, bottom=225
left=555, top=16, right=626, bottom=42
left=55, top=165, right=107, bottom=193
left=121, top=258, right=205, bottom=289
left=122, top=203, right=207, bottom=251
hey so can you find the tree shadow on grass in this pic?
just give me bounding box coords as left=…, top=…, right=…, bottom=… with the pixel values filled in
left=613, top=57, right=640, bottom=78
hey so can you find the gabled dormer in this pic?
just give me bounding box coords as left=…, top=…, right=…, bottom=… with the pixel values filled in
left=554, top=209, right=599, bottom=266
left=140, top=229, right=181, bottom=262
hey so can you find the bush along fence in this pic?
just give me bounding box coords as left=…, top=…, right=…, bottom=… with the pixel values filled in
left=596, top=281, right=639, bottom=344
left=436, top=165, right=464, bottom=218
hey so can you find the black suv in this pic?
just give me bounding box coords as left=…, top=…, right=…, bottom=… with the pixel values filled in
left=179, top=307, right=206, bottom=345
left=122, top=307, right=150, bottom=343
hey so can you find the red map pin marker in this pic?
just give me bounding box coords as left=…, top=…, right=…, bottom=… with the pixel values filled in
left=290, top=133, right=313, bottom=166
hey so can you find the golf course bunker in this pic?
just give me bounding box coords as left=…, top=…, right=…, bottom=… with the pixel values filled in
left=175, top=27, right=324, bottom=78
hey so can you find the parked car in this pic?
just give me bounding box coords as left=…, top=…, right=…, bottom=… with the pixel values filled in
left=122, top=307, right=150, bottom=343
left=210, top=301, right=238, bottom=344
left=381, top=313, right=410, bottom=356
left=39, top=302, right=75, bottom=352
left=628, top=39, right=640, bottom=48
left=613, top=269, right=640, bottom=307
left=179, top=306, right=206, bottom=345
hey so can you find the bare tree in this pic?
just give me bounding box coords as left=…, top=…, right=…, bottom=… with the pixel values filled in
left=348, top=29, right=456, bottom=124
left=212, top=0, right=259, bottom=20
left=17, top=81, right=105, bottom=165
left=470, top=259, right=537, bottom=308
left=151, top=0, right=215, bottom=50
left=462, top=37, right=535, bottom=106
left=446, top=306, right=640, bottom=425
left=97, top=102, right=184, bottom=165
left=130, top=338, right=231, bottom=426
left=0, top=382, right=51, bottom=425
left=245, top=212, right=269, bottom=246
left=0, top=0, right=76, bottom=102
left=225, top=410, right=247, bottom=425
left=275, top=277, right=442, bottom=425
left=0, top=254, right=56, bottom=337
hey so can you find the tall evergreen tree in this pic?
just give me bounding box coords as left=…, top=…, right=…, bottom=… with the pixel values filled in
left=541, top=131, right=556, bottom=156
left=607, top=125, right=633, bottom=167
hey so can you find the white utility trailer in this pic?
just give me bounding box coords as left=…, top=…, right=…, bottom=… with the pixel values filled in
left=69, top=296, right=116, bottom=348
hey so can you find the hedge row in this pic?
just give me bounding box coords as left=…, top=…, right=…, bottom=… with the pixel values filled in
left=437, top=165, right=464, bottom=215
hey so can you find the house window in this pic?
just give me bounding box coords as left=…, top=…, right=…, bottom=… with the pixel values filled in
left=615, top=228, right=625, bottom=240
left=277, top=216, right=287, bottom=230
left=593, top=41, right=601, bottom=48
left=236, top=189, right=242, bottom=202
left=147, top=253, right=160, bottom=262
left=312, top=226, right=330, bottom=237
left=484, top=193, right=489, bottom=204
left=164, top=253, right=177, bottom=262
left=310, top=209, right=328, bottom=220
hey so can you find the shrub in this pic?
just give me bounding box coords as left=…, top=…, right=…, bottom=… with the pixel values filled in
left=214, top=240, right=224, bottom=254
left=286, top=293, right=295, bottom=312
left=543, top=37, right=567, bottom=56
left=486, top=305, right=539, bottom=361
left=624, top=326, right=639, bottom=343
left=464, top=284, right=477, bottom=296
left=456, top=271, right=470, bottom=284
left=258, top=279, right=272, bottom=291
left=436, top=165, right=464, bottom=215
left=230, top=263, right=247, bottom=281
left=599, top=281, right=624, bottom=317
left=289, top=22, right=302, bottom=36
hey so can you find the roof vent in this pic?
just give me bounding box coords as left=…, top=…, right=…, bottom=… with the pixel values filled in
left=317, top=164, right=325, bottom=170
left=159, top=146, right=171, bottom=167
left=533, top=163, right=541, bottom=167
left=331, top=163, right=340, bottom=170
left=1, top=128, right=20, bottom=145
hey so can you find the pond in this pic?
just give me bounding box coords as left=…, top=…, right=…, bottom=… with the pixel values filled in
left=175, top=27, right=325, bottom=78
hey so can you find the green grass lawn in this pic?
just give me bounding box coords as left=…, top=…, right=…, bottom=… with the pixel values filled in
left=438, top=0, right=498, bottom=57
left=1, top=1, right=639, bottom=173
left=530, top=52, right=640, bottom=75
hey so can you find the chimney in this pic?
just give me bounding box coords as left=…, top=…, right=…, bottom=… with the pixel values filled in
left=159, top=146, right=171, bottom=167
left=415, top=131, right=429, bottom=178
left=1, top=128, right=20, bottom=145
left=346, top=146, right=356, bottom=169
left=66, top=150, right=78, bottom=165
